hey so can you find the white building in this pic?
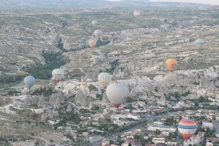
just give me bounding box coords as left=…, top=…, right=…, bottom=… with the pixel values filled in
left=206, top=142, right=213, bottom=146
left=202, top=122, right=214, bottom=130
left=183, top=135, right=204, bottom=146
left=152, top=138, right=165, bottom=144
left=127, top=114, right=141, bottom=120
left=148, top=125, right=176, bottom=133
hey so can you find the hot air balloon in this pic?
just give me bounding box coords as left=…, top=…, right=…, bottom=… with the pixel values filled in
left=98, top=72, right=112, bottom=88
left=178, top=119, right=197, bottom=140
left=92, top=20, right=98, bottom=27
left=106, top=82, right=129, bottom=109
left=88, top=40, right=96, bottom=48
left=166, top=58, right=177, bottom=71
left=134, top=10, right=140, bottom=18
left=52, top=69, right=64, bottom=83
left=94, top=30, right=102, bottom=40
left=195, top=39, right=205, bottom=49
left=24, top=76, right=36, bottom=89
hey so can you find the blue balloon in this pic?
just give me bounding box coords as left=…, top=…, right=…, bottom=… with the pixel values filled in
left=24, top=76, right=36, bottom=89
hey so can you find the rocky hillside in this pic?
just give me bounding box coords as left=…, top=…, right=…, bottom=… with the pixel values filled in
left=1, top=6, right=219, bottom=88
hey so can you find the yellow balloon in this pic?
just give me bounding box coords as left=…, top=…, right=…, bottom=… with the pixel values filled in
left=166, top=58, right=177, bottom=71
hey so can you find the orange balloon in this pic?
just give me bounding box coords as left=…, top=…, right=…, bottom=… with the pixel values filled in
left=89, top=40, right=96, bottom=48
left=166, top=58, right=177, bottom=71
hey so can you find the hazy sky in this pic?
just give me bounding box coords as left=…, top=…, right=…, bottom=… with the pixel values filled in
left=150, top=0, right=219, bottom=5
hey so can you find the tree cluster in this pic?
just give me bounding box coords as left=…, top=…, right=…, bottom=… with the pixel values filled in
left=25, top=52, right=69, bottom=79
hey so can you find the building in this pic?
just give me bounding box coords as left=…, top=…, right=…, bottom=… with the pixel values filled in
left=183, top=133, right=204, bottom=146
left=127, top=114, right=141, bottom=120
left=165, top=141, right=178, bottom=145
left=148, top=125, right=176, bottom=133
left=206, top=142, right=213, bottom=146
left=202, top=122, right=214, bottom=130
left=102, top=139, right=110, bottom=146
left=152, top=138, right=165, bottom=144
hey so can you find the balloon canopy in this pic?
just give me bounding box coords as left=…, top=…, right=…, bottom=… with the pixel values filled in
left=52, top=69, right=64, bottom=83
left=24, top=76, right=36, bottom=89
left=88, top=40, right=96, bottom=48
left=195, top=39, right=205, bottom=45
left=134, top=10, right=140, bottom=17
left=94, top=30, right=102, bottom=39
left=92, top=20, right=98, bottom=27
left=106, top=82, right=129, bottom=109
left=98, top=72, right=112, bottom=88
left=166, top=58, right=177, bottom=71
left=178, top=119, right=197, bottom=140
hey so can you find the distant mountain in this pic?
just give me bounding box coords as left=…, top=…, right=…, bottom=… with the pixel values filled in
left=0, top=0, right=150, bottom=8
left=0, top=0, right=207, bottom=9
left=149, top=2, right=209, bottom=7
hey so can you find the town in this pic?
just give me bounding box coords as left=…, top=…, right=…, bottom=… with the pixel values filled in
left=0, top=1, right=219, bottom=146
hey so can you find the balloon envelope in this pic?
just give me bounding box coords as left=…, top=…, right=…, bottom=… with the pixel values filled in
left=166, top=58, right=177, bottom=71
left=92, top=20, right=98, bottom=27
left=134, top=10, right=140, bottom=17
left=98, top=72, right=112, bottom=88
left=89, top=40, right=96, bottom=48
left=52, top=69, right=64, bottom=83
left=195, top=39, right=205, bottom=45
left=178, top=119, right=197, bottom=140
left=106, top=82, right=129, bottom=109
left=24, top=76, right=36, bottom=89
left=94, top=30, right=102, bottom=39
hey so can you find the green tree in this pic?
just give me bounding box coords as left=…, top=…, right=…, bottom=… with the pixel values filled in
left=35, top=141, right=40, bottom=146
left=155, top=129, right=161, bottom=135
left=110, top=140, right=114, bottom=144
left=49, top=139, right=54, bottom=143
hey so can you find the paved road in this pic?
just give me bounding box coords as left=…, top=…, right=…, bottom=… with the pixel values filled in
left=88, top=115, right=162, bottom=146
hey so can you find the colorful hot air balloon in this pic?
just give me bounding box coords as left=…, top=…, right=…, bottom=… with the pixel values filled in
left=92, top=20, right=98, bottom=27
left=98, top=72, right=112, bottom=88
left=178, top=119, right=197, bottom=140
left=195, top=39, right=205, bottom=49
left=166, top=58, right=177, bottom=71
left=52, top=69, right=64, bottom=83
left=106, top=82, right=129, bottom=109
left=88, top=40, right=96, bottom=48
left=94, top=30, right=102, bottom=40
left=134, top=10, right=140, bottom=18
left=24, top=76, right=36, bottom=89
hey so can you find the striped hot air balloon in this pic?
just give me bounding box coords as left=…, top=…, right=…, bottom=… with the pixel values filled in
left=98, top=72, right=112, bottom=88
left=195, top=39, right=205, bottom=45
left=195, top=39, right=205, bottom=49
left=88, top=40, right=96, bottom=48
left=178, top=119, right=197, bottom=140
left=166, top=58, right=177, bottom=71
left=106, top=82, right=129, bottom=109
